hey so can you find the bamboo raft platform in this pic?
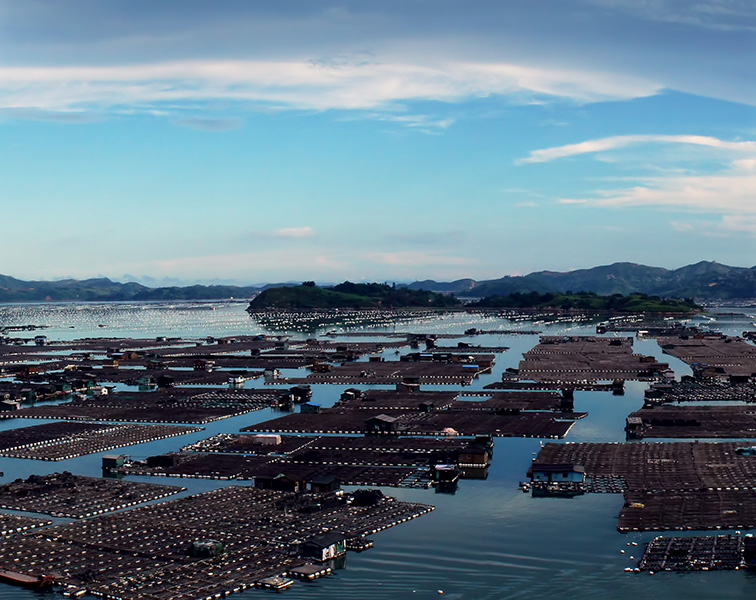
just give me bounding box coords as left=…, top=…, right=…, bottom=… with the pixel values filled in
left=276, top=360, right=487, bottom=386
left=119, top=452, right=427, bottom=487
left=431, top=345, right=510, bottom=353
left=620, top=490, right=756, bottom=532
left=0, top=485, right=434, bottom=600
left=0, top=422, right=202, bottom=461
left=246, top=407, right=578, bottom=438
left=486, top=380, right=619, bottom=392
left=626, top=405, right=756, bottom=439
left=532, top=441, right=756, bottom=531
left=645, top=381, right=756, bottom=403
left=0, top=513, right=52, bottom=536
left=517, top=335, right=669, bottom=383
left=0, top=472, right=183, bottom=519
left=534, top=441, right=756, bottom=493
left=654, top=331, right=756, bottom=377
left=638, top=535, right=743, bottom=571
left=6, top=389, right=276, bottom=424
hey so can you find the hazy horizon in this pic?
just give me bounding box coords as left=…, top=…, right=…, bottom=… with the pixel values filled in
left=1, top=258, right=751, bottom=288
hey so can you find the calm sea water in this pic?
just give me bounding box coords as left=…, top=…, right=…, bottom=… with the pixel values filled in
left=2, top=302, right=756, bottom=600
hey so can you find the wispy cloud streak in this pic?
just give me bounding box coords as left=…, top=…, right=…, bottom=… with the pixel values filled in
left=559, top=158, right=756, bottom=217
left=0, top=59, right=660, bottom=115
left=520, top=134, right=756, bottom=163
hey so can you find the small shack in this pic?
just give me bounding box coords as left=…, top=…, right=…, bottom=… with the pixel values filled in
left=308, top=475, right=341, bottom=493
left=457, top=444, right=490, bottom=466
left=625, top=416, right=645, bottom=439
left=365, top=414, right=399, bottom=434
left=528, top=463, right=586, bottom=483
left=291, top=385, right=313, bottom=402
left=102, top=454, right=127, bottom=469
left=433, top=464, right=460, bottom=484
left=300, top=532, right=346, bottom=563
left=254, top=472, right=305, bottom=493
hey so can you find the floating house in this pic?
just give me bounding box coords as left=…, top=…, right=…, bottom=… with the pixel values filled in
left=528, top=463, right=586, bottom=483
left=308, top=475, right=341, bottom=493
left=457, top=444, right=490, bottom=467
left=0, top=399, right=21, bottom=411
left=365, top=414, right=399, bottom=434
left=253, top=472, right=305, bottom=493
left=433, top=464, right=460, bottom=484
left=102, top=455, right=127, bottom=469
left=300, top=532, right=346, bottom=563
left=625, top=416, right=645, bottom=439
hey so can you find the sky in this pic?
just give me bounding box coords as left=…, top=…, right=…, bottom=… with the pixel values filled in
left=1, top=0, right=755, bottom=286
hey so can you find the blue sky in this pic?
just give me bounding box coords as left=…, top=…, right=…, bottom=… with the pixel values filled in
left=1, top=0, right=755, bottom=285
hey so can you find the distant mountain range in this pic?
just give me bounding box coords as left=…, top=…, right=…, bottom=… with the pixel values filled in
left=0, top=275, right=265, bottom=302
left=2, top=261, right=756, bottom=302
left=406, top=261, right=756, bottom=300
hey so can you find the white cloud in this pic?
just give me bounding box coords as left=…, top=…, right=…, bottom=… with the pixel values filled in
left=560, top=158, right=756, bottom=214
left=669, top=215, right=756, bottom=237
left=537, top=135, right=756, bottom=229
left=0, top=59, right=660, bottom=116
left=719, top=215, right=756, bottom=234
left=272, top=226, right=315, bottom=238
left=519, top=134, right=756, bottom=164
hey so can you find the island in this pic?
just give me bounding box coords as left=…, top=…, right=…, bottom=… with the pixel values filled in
left=247, top=281, right=460, bottom=310
left=466, top=291, right=700, bottom=313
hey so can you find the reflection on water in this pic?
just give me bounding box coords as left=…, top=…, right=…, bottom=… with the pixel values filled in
left=1, top=303, right=755, bottom=600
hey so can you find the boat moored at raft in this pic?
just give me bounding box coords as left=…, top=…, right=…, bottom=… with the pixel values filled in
left=0, top=567, right=56, bottom=589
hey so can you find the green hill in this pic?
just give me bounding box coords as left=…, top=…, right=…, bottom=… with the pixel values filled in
left=408, top=261, right=756, bottom=300
left=0, top=275, right=260, bottom=302
left=247, top=281, right=460, bottom=310
left=469, top=291, right=700, bottom=313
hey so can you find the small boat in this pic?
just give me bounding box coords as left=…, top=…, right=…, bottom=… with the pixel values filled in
left=0, top=567, right=56, bottom=588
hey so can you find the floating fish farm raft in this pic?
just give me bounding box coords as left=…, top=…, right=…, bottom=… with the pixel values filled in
left=530, top=441, right=756, bottom=531
left=0, top=484, right=433, bottom=599
left=654, top=330, right=756, bottom=378
left=0, top=421, right=202, bottom=460
left=129, top=431, right=491, bottom=487
left=517, top=336, right=669, bottom=382
left=638, top=535, right=744, bottom=571
left=0, top=473, right=183, bottom=518
left=645, top=380, right=756, bottom=403
left=11, top=316, right=756, bottom=593
left=626, top=405, right=756, bottom=439
left=5, top=389, right=280, bottom=423
left=0, top=513, right=51, bottom=536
